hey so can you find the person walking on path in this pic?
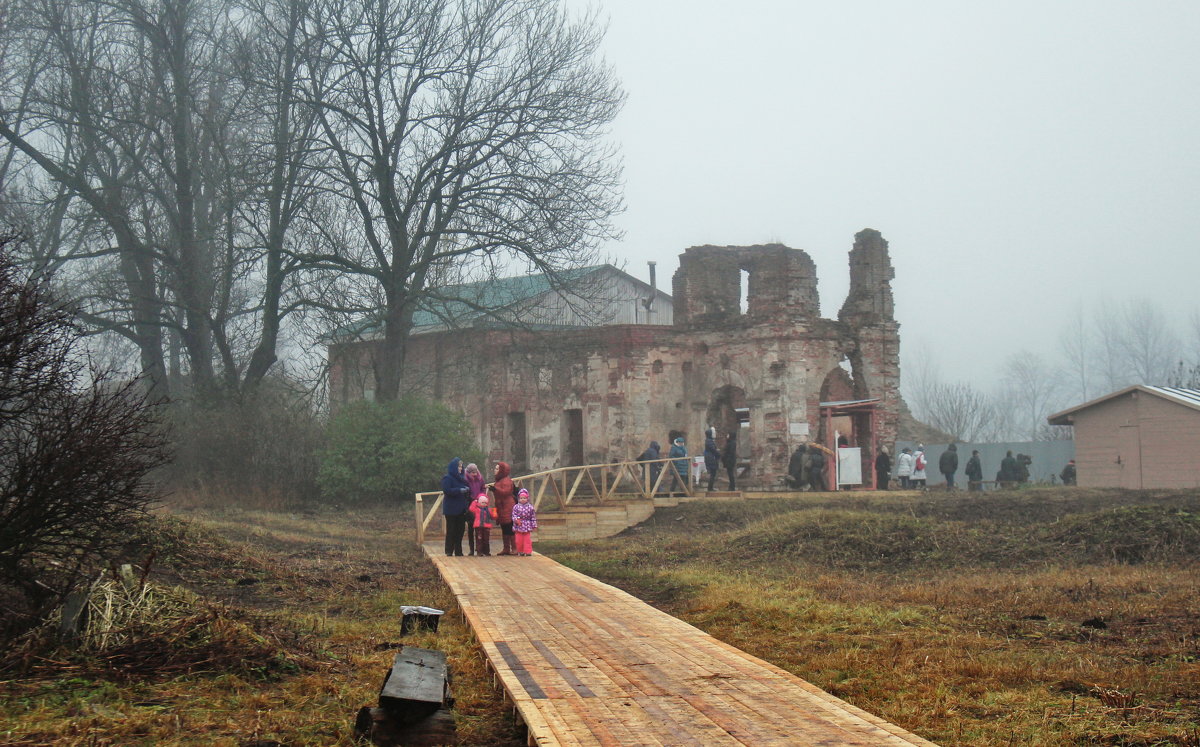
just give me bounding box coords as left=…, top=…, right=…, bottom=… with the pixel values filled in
left=998, top=450, right=1019, bottom=486
left=703, top=428, right=720, bottom=491
left=669, top=436, right=689, bottom=492
left=875, top=447, right=892, bottom=490
left=965, top=450, right=984, bottom=492
left=491, top=461, right=516, bottom=555
left=638, top=440, right=662, bottom=492
left=721, top=431, right=739, bottom=491
left=787, top=444, right=808, bottom=490
left=511, top=488, right=538, bottom=556
left=896, top=447, right=914, bottom=489
left=441, top=457, right=472, bottom=557
left=912, top=445, right=928, bottom=489
left=1061, top=459, right=1077, bottom=486
left=468, top=493, right=497, bottom=556
left=808, top=444, right=829, bottom=491
left=464, top=463, right=486, bottom=555
left=939, top=444, right=959, bottom=490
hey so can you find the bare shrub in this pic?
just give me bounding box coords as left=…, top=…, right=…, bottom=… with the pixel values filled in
left=0, top=235, right=168, bottom=636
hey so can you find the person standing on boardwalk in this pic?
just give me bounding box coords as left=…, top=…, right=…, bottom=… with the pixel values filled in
left=896, top=447, right=914, bottom=489
left=669, top=436, right=689, bottom=491
left=441, top=458, right=472, bottom=557
left=965, top=449, right=984, bottom=491
left=463, top=463, right=485, bottom=555
left=638, top=440, right=662, bottom=492
left=703, top=427, right=720, bottom=491
left=939, top=444, right=959, bottom=490
left=721, top=430, right=739, bottom=491
left=511, top=488, right=538, bottom=556
left=491, top=461, right=516, bottom=555
left=874, top=447, right=891, bottom=490
left=468, top=493, right=497, bottom=556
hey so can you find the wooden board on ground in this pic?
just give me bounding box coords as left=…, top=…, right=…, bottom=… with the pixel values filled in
left=425, top=546, right=937, bottom=746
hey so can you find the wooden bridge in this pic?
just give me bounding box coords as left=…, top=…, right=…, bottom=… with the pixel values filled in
left=426, top=547, right=937, bottom=746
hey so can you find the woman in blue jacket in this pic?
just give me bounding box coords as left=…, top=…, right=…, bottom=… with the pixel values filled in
left=441, top=457, right=472, bottom=556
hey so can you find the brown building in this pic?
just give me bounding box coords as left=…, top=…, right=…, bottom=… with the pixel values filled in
left=328, top=229, right=902, bottom=488
left=1047, top=386, right=1200, bottom=489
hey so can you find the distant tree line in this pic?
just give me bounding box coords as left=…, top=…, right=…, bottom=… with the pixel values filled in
left=906, top=298, right=1200, bottom=442
left=0, top=0, right=623, bottom=404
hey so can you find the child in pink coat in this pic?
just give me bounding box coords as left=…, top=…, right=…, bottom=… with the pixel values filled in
left=468, top=494, right=498, bottom=556
left=510, top=488, right=537, bottom=556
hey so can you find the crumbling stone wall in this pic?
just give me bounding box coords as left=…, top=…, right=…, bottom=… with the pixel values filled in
left=327, top=229, right=902, bottom=487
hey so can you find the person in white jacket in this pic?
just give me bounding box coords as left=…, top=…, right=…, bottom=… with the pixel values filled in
left=911, top=445, right=928, bottom=489
left=896, top=447, right=914, bottom=489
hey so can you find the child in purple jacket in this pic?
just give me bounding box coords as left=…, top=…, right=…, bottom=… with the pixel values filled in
left=510, top=488, right=537, bottom=556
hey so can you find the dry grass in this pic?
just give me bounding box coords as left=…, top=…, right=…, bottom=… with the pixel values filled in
left=0, top=503, right=524, bottom=746
left=542, top=488, right=1200, bottom=746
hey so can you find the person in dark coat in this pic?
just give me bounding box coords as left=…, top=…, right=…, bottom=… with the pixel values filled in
left=703, top=427, right=720, bottom=491
left=965, top=450, right=983, bottom=491
left=998, top=450, right=1018, bottom=486
left=441, top=457, right=473, bottom=556
left=1060, top=459, right=1077, bottom=486
left=786, top=444, right=808, bottom=490
left=638, top=440, right=661, bottom=492
left=668, top=437, right=688, bottom=492
left=721, top=431, right=738, bottom=490
left=1016, top=453, right=1032, bottom=483
left=808, top=447, right=827, bottom=491
left=874, top=447, right=891, bottom=490
left=939, top=444, right=959, bottom=490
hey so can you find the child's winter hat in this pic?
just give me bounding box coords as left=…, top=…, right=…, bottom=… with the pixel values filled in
left=477, top=494, right=489, bottom=504
left=517, top=488, right=530, bottom=498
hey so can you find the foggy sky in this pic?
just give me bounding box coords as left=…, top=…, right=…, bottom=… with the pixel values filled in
left=569, top=0, right=1200, bottom=393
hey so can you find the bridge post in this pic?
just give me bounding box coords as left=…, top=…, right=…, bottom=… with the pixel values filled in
left=415, top=495, right=425, bottom=544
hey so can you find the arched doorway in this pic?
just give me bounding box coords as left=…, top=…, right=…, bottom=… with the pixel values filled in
left=707, top=385, right=749, bottom=485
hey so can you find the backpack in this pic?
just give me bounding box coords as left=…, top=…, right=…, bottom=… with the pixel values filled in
left=915, top=453, right=926, bottom=471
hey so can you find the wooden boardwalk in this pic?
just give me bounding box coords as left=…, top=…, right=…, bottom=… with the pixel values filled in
left=425, top=547, right=936, bottom=746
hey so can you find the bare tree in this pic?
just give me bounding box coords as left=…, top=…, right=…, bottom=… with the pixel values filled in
left=1116, top=298, right=1179, bottom=386
left=998, top=350, right=1062, bottom=441
left=923, top=381, right=1001, bottom=443
left=1057, top=303, right=1091, bottom=403
left=295, top=0, right=624, bottom=400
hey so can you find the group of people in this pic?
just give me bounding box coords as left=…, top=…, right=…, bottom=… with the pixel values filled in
left=784, top=443, right=830, bottom=491
left=441, top=458, right=538, bottom=557
left=638, top=427, right=740, bottom=492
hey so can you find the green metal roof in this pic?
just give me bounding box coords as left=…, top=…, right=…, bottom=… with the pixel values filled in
left=330, top=265, right=609, bottom=341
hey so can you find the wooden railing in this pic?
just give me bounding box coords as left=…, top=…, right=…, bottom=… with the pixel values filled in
left=414, top=456, right=691, bottom=543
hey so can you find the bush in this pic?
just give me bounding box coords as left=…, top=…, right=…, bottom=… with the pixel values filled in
left=167, top=381, right=325, bottom=506
left=0, top=237, right=168, bottom=635
left=318, top=397, right=484, bottom=506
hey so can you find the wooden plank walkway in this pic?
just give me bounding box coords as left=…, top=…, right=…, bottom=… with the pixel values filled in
left=425, top=547, right=937, bottom=746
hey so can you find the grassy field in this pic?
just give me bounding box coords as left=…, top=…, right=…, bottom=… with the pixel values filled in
left=0, top=501, right=525, bottom=746
left=1, top=487, right=1197, bottom=745
left=540, top=487, right=1200, bottom=746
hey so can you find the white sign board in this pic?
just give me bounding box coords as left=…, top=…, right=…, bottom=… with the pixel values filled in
left=837, top=447, right=862, bottom=485
left=789, top=422, right=809, bottom=436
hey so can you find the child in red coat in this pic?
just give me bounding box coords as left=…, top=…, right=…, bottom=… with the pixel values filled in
left=468, top=494, right=498, bottom=556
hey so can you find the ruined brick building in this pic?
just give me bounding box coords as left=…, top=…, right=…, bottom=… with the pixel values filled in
left=328, top=228, right=902, bottom=488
